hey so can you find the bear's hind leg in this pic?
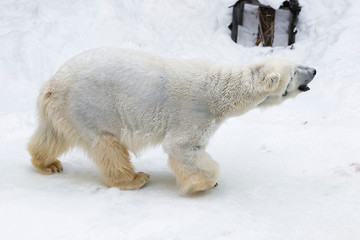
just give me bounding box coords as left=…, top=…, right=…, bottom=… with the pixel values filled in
left=27, top=122, right=68, bottom=174
left=89, top=134, right=149, bottom=190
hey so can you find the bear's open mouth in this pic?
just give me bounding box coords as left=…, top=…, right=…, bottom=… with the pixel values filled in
left=298, top=84, right=310, bottom=92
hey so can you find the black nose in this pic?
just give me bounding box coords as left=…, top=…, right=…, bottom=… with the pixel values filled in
left=313, top=69, right=317, bottom=76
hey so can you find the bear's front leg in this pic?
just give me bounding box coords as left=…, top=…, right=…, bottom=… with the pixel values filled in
left=168, top=147, right=219, bottom=193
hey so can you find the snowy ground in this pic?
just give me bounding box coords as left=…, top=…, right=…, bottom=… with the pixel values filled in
left=1, top=0, right=360, bottom=239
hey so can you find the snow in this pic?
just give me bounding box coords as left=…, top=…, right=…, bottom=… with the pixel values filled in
left=1, top=0, right=360, bottom=239
left=259, top=0, right=287, bottom=9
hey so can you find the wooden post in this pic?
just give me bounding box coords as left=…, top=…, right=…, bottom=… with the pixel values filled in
left=231, top=1, right=247, bottom=43
left=288, top=0, right=301, bottom=45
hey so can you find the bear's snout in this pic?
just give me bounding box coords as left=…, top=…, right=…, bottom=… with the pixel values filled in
left=297, top=66, right=316, bottom=92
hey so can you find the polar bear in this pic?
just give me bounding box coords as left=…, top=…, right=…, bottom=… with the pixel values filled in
left=27, top=48, right=316, bottom=193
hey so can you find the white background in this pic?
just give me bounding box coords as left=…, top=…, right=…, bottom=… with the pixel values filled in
left=0, top=0, right=359, bottom=239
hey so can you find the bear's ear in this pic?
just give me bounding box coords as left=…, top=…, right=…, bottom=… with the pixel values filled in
left=263, top=73, right=280, bottom=91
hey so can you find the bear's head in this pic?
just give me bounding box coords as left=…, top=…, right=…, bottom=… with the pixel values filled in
left=257, top=57, right=316, bottom=107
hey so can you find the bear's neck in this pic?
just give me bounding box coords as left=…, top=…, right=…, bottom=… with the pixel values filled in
left=207, top=65, right=269, bottom=120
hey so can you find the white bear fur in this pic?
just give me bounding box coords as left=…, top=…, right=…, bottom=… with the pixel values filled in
left=28, top=48, right=298, bottom=193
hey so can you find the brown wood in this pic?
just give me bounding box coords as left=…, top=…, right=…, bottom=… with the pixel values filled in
left=257, top=6, right=275, bottom=46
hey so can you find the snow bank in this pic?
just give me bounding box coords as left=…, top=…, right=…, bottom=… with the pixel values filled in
left=1, top=0, right=360, bottom=239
